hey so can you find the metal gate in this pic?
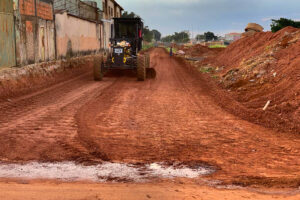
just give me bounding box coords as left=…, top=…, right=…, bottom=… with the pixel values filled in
left=0, top=0, right=16, bottom=68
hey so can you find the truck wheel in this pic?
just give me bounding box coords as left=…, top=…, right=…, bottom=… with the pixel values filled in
left=137, top=55, right=146, bottom=81
left=94, top=56, right=103, bottom=81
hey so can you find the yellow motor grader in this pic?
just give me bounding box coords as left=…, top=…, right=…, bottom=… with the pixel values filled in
left=94, top=18, right=154, bottom=81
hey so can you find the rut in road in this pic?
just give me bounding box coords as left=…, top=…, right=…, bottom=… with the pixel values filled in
left=0, top=73, right=116, bottom=162
left=77, top=48, right=300, bottom=186
left=0, top=48, right=299, bottom=187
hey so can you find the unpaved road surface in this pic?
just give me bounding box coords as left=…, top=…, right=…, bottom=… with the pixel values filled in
left=0, top=48, right=299, bottom=199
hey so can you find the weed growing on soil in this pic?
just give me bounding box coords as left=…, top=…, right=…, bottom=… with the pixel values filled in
left=143, top=43, right=155, bottom=50
left=209, top=44, right=227, bottom=48
left=211, top=75, right=219, bottom=79
left=199, top=66, right=214, bottom=73
left=165, top=47, right=177, bottom=54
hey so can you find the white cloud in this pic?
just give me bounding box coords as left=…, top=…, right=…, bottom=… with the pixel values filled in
left=261, top=17, right=273, bottom=22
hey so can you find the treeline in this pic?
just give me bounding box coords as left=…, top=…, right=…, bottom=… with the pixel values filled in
left=195, top=32, right=218, bottom=42
left=271, top=18, right=300, bottom=32
left=161, top=31, right=190, bottom=43
left=122, top=11, right=161, bottom=42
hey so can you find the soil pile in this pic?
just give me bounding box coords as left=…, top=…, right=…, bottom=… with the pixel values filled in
left=177, top=44, right=223, bottom=57
left=201, top=26, right=300, bottom=133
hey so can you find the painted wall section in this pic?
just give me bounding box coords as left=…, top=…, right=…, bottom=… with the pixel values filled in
left=0, top=0, right=16, bottom=68
left=54, top=0, right=101, bottom=22
left=15, top=0, right=55, bottom=66
left=55, top=12, right=101, bottom=58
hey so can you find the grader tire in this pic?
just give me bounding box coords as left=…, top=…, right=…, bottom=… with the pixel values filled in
left=137, top=55, right=146, bottom=81
left=94, top=56, right=103, bottom=81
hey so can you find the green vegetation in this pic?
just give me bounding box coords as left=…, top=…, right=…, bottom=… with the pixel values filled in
left=196, top=34, right=205, bottom=41
left=161, top=31, right=190, bottom=43
left=211, top=75, right=220, bottom=79
left=143, top=27, right=162, bottom=42
left=121, top=11, right=140, bottom=18
left=165, top=47, right=177, bottom=54
left=209, top=44, right=227, bottom=48
left=198, top=66, right=214, bottom=73
left=122, top=11, right=161, bottom=42
left=265, top=45, right=271, bottom=51
left=271, top=18, right=300, bottom=32
left=196, top=32, right=218, bottom=42
left=142, top=43, right=154, bottom=50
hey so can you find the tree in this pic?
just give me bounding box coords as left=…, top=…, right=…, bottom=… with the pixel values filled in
left=161, top=35, right=173, bottom=43
left=152, top=29, right=161, bottom=41
left=271, top=18, right=300, bottom=32
left=121, top=11, right=140, bottom=18
left=143, top=26, right=153, bottom=42
left=121, top=11, right=161, bottom=42
left=173, top=31, right=190, bottom=43
left=196, top=34, right=205, bottom=41
left=204, top=32, right=217, bottom=41
left=161, top=31, right=190, bottom=43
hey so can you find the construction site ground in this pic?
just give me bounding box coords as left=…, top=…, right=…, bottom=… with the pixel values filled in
left=0, top=48, right=299, bottom=199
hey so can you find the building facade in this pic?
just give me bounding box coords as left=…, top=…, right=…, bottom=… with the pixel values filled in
left=0, top=0, right=123, bottom=68
left=101, top=0, right=123, bottom=50
left=225, top=32, right=242, bottom=42
left=14, top=0, right=56, bottom=66
left=54, top=0, right=103, bottom=58
left=0, top=0, right=16, bottom=68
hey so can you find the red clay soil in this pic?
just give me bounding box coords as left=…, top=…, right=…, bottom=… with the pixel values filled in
left=198, top=27, right=300, bottom=134
left=0, top=56, right=97, bottom=102
left=177, top=44, right=223, bottom=57
left=1, top=181, right=300, bottom=200
left=1, top=48, right=300, bottom=189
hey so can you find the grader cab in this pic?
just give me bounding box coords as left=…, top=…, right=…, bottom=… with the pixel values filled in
left=94, top=18, right=153, bottom=81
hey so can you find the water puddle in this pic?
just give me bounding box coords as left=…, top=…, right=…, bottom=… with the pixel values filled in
left=0, top=162, right=213, bottom=182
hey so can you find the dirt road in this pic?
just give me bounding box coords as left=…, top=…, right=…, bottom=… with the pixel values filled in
left=0, top=48, right=299, bottom=199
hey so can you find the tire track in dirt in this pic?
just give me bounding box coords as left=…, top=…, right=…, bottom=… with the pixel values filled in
left=0, top=48, right=299, bottom=188
left=0, top=72, right=116, bottom=162
left=76, top=48, right=300, bottom=187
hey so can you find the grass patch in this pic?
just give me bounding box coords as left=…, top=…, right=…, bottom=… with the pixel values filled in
left=211, top=75, right=219, bottom=79
left=199, top=66, right=214, bottom=73
left=142, top=43, right=154, bottom=50
left=209, top=44, right=227, bottom=48
left=165, top=47, right=177, bottom=54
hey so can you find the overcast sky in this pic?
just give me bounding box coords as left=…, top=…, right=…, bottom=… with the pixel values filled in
left=117, top=0, right=300, bottom=37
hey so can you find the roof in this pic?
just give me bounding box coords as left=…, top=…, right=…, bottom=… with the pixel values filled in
left=112, top=0, right=124, bottom=11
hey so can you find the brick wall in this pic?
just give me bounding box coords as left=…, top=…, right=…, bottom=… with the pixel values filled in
left=19, top=0, right=35, bottom=16
left=19, top=0, right=53, bottom=20
left=37, top=1, right=53, bottom=20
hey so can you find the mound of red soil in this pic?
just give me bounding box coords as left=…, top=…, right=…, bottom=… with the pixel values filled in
left=177, top=44, right=223, bottom=57
left=200, top=26, right=300, bottom=134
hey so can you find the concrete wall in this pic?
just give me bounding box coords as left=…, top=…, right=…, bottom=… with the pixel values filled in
left=0, top=0, right=16, bottom=68
left=54, top=0, right=101, bottom=22
left=15, top=0, right=55, bottom=66
left=55, top=12, right=101, bottom=58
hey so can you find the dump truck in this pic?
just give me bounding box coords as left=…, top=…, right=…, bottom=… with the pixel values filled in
left=94, top=18, right=154, bottom=81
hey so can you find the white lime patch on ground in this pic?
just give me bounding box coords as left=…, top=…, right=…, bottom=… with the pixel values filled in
left=0, top=162, right=213, bottom=182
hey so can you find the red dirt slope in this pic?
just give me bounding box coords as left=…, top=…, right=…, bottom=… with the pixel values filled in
left=201, top=27, right=300, bottom=134
left=177, top=44, right=223, bottom=57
